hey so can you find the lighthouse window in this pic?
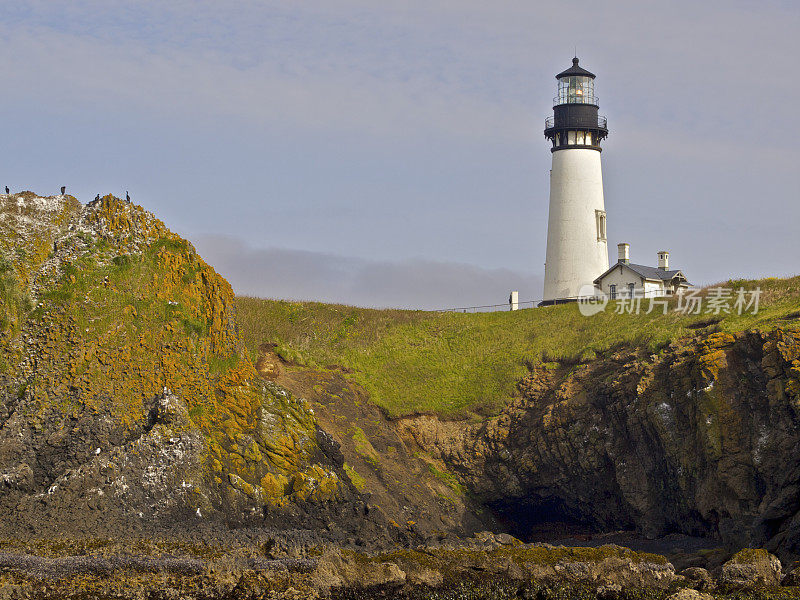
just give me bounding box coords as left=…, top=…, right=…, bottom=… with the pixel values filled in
left=567, top=131, right=576, bottom=145
left=558, top=76, right=595, bottom=105
left=585, top=132, right=592, bottom=145
left=555, top=133, right=560, bottom=145
left=596, top=210, right=607, bottom=241
left=576, top=131, right=585, bottom=145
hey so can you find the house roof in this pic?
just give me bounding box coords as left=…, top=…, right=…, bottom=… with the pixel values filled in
left=594, top=262, right=690, bottom=285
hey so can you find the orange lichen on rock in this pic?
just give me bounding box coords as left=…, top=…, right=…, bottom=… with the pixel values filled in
left=0, top=194, right=341, bottom=531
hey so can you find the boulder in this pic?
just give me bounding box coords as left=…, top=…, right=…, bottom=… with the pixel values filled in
left=495, top=533, right=518, bottom=546
left=666, top=589, right=713, bottom=600
left=719, top=549, right=782, bottom=589
left=781, top=561, right=800, bottom=586
left=406, top=566, right=444, bottom=587
left=595, top=583, right=622, bottom=599
left=474, top=531, right=495, bottom=543
left=679, top=566, right=713, bottom=591
left=311, top=551, right=406, bottom=591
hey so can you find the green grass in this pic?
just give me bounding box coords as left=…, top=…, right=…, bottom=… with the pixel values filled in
left=234, top=275, right=800, bottom=419
left=343, top=463, right=366, bottom=491
left=0, top=256, right=32, bottom=334
left=24, top=235, right=215, bottom=360
left=350, top=426, right=381, bottom=467
left=427, top=463, right=465, bottom=495
left=207, top=353, right=241, bottom=375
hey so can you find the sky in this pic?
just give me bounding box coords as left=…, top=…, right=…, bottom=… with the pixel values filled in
left=1, top=1, right=798, bottom=309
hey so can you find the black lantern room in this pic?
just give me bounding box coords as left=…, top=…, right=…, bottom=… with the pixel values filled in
left=544, top=57, right=608, bottom=152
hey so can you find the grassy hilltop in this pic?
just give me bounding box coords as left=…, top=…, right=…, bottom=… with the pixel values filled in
left=236, top=277, right=800, bottom=419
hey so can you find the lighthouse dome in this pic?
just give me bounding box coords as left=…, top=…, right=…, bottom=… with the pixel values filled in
left=555, top=57, right=596, bottom=80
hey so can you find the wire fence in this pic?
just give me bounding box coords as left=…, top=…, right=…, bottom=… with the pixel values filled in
left=436, top=288, right=680, bottom=313
left=437, top=300, right=542, bottom=313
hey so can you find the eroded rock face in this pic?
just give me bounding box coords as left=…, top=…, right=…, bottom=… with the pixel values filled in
left=0, top=194, right=361, bottom=538
left=399, top=328, right=800, bottom=554
left=274, top=367, right=494, bottom=546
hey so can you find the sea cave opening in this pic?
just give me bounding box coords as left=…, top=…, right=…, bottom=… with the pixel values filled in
left=487, top=495, right=600, bottom=543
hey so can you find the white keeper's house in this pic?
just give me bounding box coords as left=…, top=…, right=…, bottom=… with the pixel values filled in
left=593, top=243, right=690, bottom=300
left=539, top=57, right=690, bottom=304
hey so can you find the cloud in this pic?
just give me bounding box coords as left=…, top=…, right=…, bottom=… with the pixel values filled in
left=0, top=1, right=797, bottom=292
left=0, top=8, right=534, bottom=143
left=193, top=234, right=542, bottom=310
left=1, top=0, right=797, bottom=149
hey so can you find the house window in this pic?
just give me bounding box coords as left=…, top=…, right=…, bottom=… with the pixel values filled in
left=628, top=283, right=635, bottom=298
left=595, top=210, right=607, bottom=241
left=609, top=284, right=617, bottom=300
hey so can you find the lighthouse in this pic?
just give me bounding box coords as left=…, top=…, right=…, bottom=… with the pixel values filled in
left=541, top=58, right=609, bottom=304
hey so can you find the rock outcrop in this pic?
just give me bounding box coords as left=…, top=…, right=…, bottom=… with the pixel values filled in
left=398, top=328, right=800, bottom=555
left=717, top=548, right=783, bottom=590
left=0, top=193, right=362, bottom=538
left=0, top=538, right=683, bottom=600
left=5, top=189, right=800, bottom=596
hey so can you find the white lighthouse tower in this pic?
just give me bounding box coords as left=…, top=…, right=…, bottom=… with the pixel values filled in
left=541, top=58, right=609, bottom=304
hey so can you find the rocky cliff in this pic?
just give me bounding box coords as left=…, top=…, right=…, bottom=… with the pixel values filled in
left=0, top=192, right=367, bottom=539
left=3, top=192, right=800, bottom=598
left=398, top=327, right=800, bottom=556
